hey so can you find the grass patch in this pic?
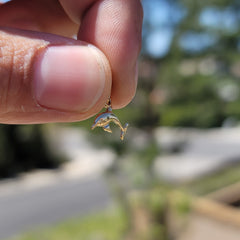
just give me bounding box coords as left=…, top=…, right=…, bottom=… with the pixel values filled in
left=10, top=206, right=128, bottom=240
left=183, top=163, right=240, bottom=195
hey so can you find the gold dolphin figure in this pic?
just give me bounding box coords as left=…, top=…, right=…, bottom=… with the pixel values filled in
left=91, top=107, right=128, bottom=141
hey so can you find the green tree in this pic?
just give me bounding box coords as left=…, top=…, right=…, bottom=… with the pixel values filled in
left=140, top=0, right=240, bottom=128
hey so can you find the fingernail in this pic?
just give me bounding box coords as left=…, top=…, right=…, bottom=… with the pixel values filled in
left=33, top=45, right=106, bottom=112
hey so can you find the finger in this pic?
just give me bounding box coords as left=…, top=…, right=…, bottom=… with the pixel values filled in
left=0, top=27, right=111, bottom=124
left=0, top=0, right=78, bottom=37
left=59, top=0, right=143, bottom=108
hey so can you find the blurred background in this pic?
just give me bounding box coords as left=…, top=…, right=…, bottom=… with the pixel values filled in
left=1, top=0, right=240, bottom=239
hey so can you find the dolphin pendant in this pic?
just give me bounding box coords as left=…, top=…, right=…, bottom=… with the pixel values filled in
left=91, top=99, right=128, bottom=140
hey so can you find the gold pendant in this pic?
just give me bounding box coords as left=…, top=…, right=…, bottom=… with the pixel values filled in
left=91, top=99, right=128, bottom=140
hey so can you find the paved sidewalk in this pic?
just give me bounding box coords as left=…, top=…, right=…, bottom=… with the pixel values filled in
left=154, top=127, right=240, bottom=182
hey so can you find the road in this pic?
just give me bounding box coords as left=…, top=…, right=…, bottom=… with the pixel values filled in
left=0, top=127, right=116, bottom=239
left=0, top=175, right=112, bottom=240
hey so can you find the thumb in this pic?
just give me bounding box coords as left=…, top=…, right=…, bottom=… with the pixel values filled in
left=0, top=27, right=111, bottom=124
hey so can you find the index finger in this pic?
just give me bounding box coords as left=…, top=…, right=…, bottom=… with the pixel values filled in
left=59, top=0, right=143, bottom=109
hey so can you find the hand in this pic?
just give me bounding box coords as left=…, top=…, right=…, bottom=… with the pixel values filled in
left=0, top=0, right=143, bottom=124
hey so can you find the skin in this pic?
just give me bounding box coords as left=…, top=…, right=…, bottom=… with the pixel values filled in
left=0, top=0, right=143, bottom=124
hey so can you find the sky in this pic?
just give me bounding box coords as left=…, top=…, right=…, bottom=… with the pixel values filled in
left=142, top=0, right=240, bottom=58
left=141, top=0, right=185, bottom=57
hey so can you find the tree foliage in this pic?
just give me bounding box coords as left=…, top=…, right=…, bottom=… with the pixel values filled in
left=138, top=0, right=240, bottom=128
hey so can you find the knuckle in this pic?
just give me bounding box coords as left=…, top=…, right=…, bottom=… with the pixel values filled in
left=0, top=36, right=15, bottom=112
left=0, top=31, right=36, bottom=113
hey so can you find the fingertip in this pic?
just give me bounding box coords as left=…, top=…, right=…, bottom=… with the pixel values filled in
left=111, top=63, right=138, bottom=109
left=80, top=0, right=142, bottom=109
